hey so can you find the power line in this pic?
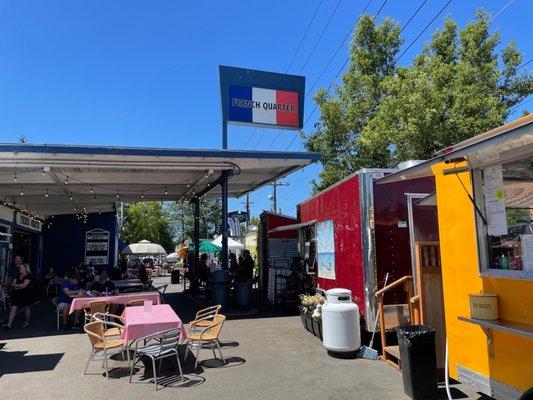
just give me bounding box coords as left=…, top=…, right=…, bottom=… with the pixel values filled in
left=298, top=0, right=344, bottom=74
left=245, top=0, right=324, bottom=149
left=284, top=0, right=429, bottom=152
left=286, top=0, right=325, bottom=73
left=395, top=0, right=454, bottom=63
left=268, top=0, right=377, bottom=151
left=491, top=0, right=516, bottom=22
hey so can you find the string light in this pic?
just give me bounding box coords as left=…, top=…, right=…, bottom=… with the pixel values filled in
left=116, top=191, right=120, bottom=200
left=187, top=181, right=190, bottom=188
left=45, top=190, right=49, bottom=198
left=42, top=168, right=46, bottom=176
left=90, top=186, right=94, bottom=194
left=20, top=188, right=24, bottom=196
left=65, top=177, right=69, bottom=185
left=69, top=194, right=73, bottom=201
left=14, top=174, right=17, bottom=182
left=164, top=187, right=168, bottom=195
left=141, top=190, right=144, bottom=199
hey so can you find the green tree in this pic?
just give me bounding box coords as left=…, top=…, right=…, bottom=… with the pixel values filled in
left=166, top=199, right=222, bottom=240
left=304, top=15, right=402, bottom=190
left=305, top=11, right=532, bottom=190
left=122, top=202, right=174, bottom=252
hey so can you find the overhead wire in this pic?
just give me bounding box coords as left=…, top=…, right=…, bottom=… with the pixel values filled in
left=244, top=0, right=324, bottom=149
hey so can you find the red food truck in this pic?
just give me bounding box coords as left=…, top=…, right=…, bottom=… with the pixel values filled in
left=271, top=166, right=439, bottom=337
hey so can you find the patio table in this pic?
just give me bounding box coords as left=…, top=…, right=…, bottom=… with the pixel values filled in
left=121, top=304, right=187, bottom=342
left=112, top=279, right=145, bottom=292
left=68, top=291, right=160, bottom=314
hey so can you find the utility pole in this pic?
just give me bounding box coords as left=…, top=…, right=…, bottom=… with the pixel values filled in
left=270, top=181, right=289, bottom=214
left=242, top=194, right=253, bottom=228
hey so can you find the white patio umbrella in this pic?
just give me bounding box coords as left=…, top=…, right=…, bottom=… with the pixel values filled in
left=211, top=235, right=244, bottom=250
left=121, top=239, right=167, bottom=255
left=165, top=252, right=178, bottom=263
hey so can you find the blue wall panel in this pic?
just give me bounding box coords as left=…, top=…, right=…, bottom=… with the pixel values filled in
left=42, top=212, right=117, bottom=275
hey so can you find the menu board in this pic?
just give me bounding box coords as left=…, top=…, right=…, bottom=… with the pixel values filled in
left=85, top=229, right=109, bottom=265
left=483, top=165, right=508, bottom=236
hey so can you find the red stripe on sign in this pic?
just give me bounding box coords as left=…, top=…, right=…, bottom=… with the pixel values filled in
left=275, top=90, right=299, bottom=127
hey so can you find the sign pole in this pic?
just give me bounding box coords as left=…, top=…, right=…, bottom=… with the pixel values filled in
left=222, top=121, right=228, bottom=150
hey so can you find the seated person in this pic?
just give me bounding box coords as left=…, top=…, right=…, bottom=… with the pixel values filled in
left=58, top=272, right=83, bottom=330
left=89, top=271, right=118, bottom=295
left=138, top=265, right=149, bottom=283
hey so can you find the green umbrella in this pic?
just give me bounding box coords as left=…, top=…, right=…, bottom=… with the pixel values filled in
left=199, top=241, right=221, bottom=253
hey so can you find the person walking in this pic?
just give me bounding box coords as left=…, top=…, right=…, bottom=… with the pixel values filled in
left=3, top=263, right=33, bottom=329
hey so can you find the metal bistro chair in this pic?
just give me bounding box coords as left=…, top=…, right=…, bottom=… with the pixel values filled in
left=1, top=286, right=10, bottom=311
left=190, top=305, right=221, bottom=332
left=185, top=314, right=226, bottom=369
left=84, top=320, right=127, bottom=379
left=84, top=300, right=110, bottom=324
left=129, top=328, right=184, bottom=390
left=52, top=297, right=61, bottom=331
left=154, top=284, right=168, bottom=304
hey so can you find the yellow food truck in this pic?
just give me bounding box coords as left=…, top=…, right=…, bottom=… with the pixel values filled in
left=379, top=115, right=533, bottom=399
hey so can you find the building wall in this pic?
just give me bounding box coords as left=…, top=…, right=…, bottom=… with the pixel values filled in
left=42, top=212, right=118, bottom=276
left=433, top=162, right=533, bottom=392
left=298, top=175, right=365, bottom=312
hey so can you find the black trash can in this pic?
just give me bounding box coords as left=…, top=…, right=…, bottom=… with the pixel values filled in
left=171, top=269, right=180, bottom=284
left=396, top=325, right=437, bottom=400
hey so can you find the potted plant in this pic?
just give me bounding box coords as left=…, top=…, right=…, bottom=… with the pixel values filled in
left=311, top=303, right=323, bottom=340
left=299, top=294, right=325, bottom=337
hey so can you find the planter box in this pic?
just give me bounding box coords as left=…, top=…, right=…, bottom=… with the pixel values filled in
left=312, top=318, right=323, bottom=341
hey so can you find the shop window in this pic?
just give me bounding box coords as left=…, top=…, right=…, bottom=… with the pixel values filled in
left=473, top=159, right=533, bottom=279
left=0, top=224, right=10, bottom=243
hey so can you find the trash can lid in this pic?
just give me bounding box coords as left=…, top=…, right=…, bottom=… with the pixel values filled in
left=326, top=288, right=352, bottom=303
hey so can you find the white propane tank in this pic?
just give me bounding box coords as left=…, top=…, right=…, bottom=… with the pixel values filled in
left=322, top=288, right=361, bottom=353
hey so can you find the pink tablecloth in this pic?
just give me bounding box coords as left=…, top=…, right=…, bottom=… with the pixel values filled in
left=69, top=291, right=160, bottom=314
left=121, top=304, right=187, bottom=342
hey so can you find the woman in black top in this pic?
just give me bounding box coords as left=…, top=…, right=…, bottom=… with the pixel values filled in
left=3, top=263, right=33, bottom=329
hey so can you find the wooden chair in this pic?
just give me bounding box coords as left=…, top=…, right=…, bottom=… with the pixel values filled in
left=125, top=299, right=149, bottom=307
left=83, top=320, right=127, bottom=378
left=91, top=312, right=125, bottom=338
left=191, top=305, right=221, bottom=331
left=84, top=300, right=110, bottom=324
left=185, top=314, right=226, bottom=369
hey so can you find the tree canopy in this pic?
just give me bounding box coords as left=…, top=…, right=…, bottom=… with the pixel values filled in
left=166, top=199, right=222, bottom=241
left=304, top=11, right=532, bottom=191
left=122, top=202, right=174, bottom=252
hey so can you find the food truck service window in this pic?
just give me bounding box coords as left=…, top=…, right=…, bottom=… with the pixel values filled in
left=473, top=158, right=533, bottom=279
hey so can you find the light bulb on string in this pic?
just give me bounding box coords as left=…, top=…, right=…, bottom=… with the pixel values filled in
left=187, top=181, right=190, bottom=188
left=20, top=188, right=24, bottom=196
left=65, top=177, right=68, bottom=185
left=69, top=194, right=73, bottom=201
left=164, top=187, right=168, bottom=195
left=141, top=190, right=144, bottom=199
left=14, top=173, right=17, bottom=182
left=42, top=168, right=46, bottom=176
left=45, top=190, right=49, bottom=198
left=90, top=186, right=94, bottom=194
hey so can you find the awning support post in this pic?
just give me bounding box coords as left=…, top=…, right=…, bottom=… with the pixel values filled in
left=193, top=196, right=200, bottom=273
left=220, top=170, right=231, bottom=270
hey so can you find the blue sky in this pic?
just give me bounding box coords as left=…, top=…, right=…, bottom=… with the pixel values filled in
left=1, top=0, right=531, bottom=218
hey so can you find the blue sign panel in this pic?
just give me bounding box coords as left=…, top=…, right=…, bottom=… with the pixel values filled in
left=219, top=66, right=305, bottom=130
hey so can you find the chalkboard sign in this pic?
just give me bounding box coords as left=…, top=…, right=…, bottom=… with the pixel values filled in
left=85, top=229, right=109, bottom=265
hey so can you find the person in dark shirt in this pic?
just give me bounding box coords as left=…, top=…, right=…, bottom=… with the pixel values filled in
left=89, top=271, right=118, bottom=295
left=58, top=272, right=82, bottom=329
left=3, top=263, right=33, bottom=329
left=238, top=250, right=254, bottom=282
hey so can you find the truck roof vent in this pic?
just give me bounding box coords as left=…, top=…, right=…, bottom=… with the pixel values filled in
left=397, top=160, right=426, bottom=171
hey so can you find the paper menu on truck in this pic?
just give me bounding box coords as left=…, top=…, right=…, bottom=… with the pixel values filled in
left=483, top=165, right=508, bottom=236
